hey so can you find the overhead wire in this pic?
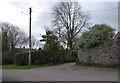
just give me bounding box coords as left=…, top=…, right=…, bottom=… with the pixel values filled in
left=86, top=7, right=117, bottom=13
left=20, top=1, right=118, bottom=14
left=32, top=7, right=118, bottom=14
left=31, top=0, right=53, bottom=10
left=20, top=0, right=52, bottom=14
left=31, top=1, right=50, bottom=8
left=32, top=2, right=53, bottom=14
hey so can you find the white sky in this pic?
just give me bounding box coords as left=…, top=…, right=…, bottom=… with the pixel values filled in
left=0, top=0, right=119, bottom=48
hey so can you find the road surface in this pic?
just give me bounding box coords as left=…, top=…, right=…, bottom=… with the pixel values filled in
left=2, top=63, right=118, bottom=81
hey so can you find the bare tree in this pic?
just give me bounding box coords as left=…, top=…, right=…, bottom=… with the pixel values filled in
left=52, top=2, right=90, bottom=50
left=17, top=31, right=28, bottom=48
left=31, top=35, right=37, bottom=49
left=1, top=22, right=28, bottom=51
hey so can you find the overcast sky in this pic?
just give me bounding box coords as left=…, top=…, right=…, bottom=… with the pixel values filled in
left=0, top=0, right=119, bottom=48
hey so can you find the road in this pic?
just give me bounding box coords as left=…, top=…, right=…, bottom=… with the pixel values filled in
left=2, top=63, right=118, bottom=81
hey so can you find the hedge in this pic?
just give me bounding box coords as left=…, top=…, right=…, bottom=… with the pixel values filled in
left=15, top=50, right=64, bottom=66
left=14, top=50, right=78, bottom=66
left=2, top=51, right=14, bottom=65
left=15, top=50, right=45, bottom=65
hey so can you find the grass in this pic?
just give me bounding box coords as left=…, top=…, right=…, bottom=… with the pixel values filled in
left=2, top=62, right=65, bottom=69
left=2, top=64, right=48, bottom=69
left=76, top=61, right=120, bottom=69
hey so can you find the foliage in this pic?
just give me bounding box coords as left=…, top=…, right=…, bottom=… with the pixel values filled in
left=40, top=30, right=78, bottom=63
left=14, top=49, right=78, bottom=66
left=2, top=51, right=14, bottom=65
left=40, top=30, right=64, bottom=62
left=14, top=50, right=64, bottom=66
left=41, top=30, right=60, bottom=51
left=78, top=24, right=115, bottom=48
left=64, top=49, right=78, bottom=63
left=15, top=52, right=29, bottom=65
left=15, top=29, right=77, bottom=66
left=1, top=22, right=30, bottom=65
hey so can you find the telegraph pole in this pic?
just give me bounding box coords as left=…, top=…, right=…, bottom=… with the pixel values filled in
left=29, top=7, right=32, bottom=66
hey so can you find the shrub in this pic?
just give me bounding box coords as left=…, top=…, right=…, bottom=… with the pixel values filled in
left=78, top=24, right=115, bottom=48
left=31, top=51, right=48, bottom=65
left=63, top=49, right=78, bottom=63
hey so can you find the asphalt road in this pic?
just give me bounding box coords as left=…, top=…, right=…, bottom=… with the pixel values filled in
left=2, top=63, right=118, bottom=81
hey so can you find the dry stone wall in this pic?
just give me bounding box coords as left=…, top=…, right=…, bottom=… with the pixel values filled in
left=78, top=32, right=120, bottom=65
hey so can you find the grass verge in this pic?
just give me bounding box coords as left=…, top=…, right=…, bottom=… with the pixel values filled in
left=76, top=61, right=120, bottom=69
left=2, top=64, right=48, bottom=69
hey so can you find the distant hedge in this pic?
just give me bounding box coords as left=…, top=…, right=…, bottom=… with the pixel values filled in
left=14, top=50, right=62, bottom=66
left=15, top=50, right=53, bottom=66
left=14, top=50, right=78, bottom=66
left=15, top=52, right=29, bottom=65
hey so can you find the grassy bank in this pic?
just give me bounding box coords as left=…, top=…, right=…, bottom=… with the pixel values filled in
left=2, top=64, right=48, bottom=69
left=76, top=61, right=120, bottom=69
left=2, top=62, right=65, bottom=69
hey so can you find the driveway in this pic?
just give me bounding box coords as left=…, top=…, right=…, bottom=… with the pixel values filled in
left=2, top=63, right=118, bottom=81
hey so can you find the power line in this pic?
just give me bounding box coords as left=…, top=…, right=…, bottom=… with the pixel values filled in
left=32, top=7, right=118, bottom=14
left=32, top=2, right=53, bottom=14
left=86, top=7, right=117, bottom=13
left=20, top=1, right=52, bottom=14
left=31, top=0, right=52, bottom=9
left=38, top=2, right=52, bottom=8
left=31, top=0, right=50, bottom=8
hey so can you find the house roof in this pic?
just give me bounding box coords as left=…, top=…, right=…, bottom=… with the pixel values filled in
left=114, top=31, right=120, bottom=43
left=115, top=32, right=120, bottom=39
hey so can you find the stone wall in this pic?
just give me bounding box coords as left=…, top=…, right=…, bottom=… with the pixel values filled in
left=78, top=32, right=120, bottom=65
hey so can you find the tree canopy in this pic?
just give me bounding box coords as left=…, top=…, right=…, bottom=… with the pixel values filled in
left=78, top=24, right=115, bottom=48
left=40, top=30, right=61, bottom=52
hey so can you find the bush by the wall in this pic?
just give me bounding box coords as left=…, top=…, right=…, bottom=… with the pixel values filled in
left=78, top=24, right=115, bottom=48
left=63, top=49, right=78, bottom=63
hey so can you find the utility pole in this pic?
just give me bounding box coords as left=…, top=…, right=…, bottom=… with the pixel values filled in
left=29, top=7, right=32, bottom=66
